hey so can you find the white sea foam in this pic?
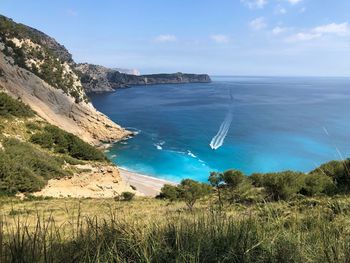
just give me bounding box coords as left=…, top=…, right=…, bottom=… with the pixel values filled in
left=187, top=150, right=197, bottom=158
left=125, top=127, right=141, bottom=135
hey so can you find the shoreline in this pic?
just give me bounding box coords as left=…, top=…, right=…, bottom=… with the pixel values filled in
left=119, top=168, right=177, bottom=197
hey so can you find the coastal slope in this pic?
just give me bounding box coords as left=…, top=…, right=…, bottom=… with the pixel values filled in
left=76, top=63, right=211, bottom=93
left=0, top=15, right=131, bottom=144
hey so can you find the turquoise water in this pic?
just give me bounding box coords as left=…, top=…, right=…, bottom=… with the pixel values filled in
left=91, top=76, right=350, bottom=182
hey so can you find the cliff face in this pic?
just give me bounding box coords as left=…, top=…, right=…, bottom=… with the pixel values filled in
left=76, top=63, right=211, bottom=93
left=0, top=15, right=131, bottom=144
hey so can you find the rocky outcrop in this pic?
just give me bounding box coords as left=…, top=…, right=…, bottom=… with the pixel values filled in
left=76, top=63, right=211, bottom=93
left=0, top=14, right=132, bottom=144
left=0, top=15, right=72, bottom=63
left=0, top=51, right=131, bottom=145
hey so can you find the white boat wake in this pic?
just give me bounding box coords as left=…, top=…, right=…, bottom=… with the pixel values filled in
left=209, top=111, right=233, bottom=150
left=209, top=89, right=234, bottom=150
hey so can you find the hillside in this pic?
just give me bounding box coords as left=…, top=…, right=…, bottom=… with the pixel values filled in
left=0, top=92, right=135, bottom=197
left=76, top=63, right=211, bottom=93
left=0, top=15, right=131, bottom=144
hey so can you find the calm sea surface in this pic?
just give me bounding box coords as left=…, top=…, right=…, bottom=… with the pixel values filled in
left=91, top=76, right=350, bottom=182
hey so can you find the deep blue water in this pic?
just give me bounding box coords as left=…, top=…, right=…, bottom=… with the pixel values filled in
left=91, top=76, right=350, bottom=182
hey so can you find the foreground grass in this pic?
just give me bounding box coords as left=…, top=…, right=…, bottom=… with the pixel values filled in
left=1, top=196, right=350, bottom=262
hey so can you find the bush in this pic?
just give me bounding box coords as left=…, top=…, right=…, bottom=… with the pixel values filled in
left=158, top=184, right=180, bottom=201
left=25, top=122, right=41, bottom=131
left=178, top=179, right=212, bottom=210
left=222, top=169, right=245, bottom=188
left=254, top=171, right=304, bottom=201
left=300, top=173, right=335, bottom=196
left=311, top=159, right=350, bottom=193
left=0, top=92, right=34, bottom=118
left=0, top=138, right=69, bottom=194
left=30, top=125, right=107, bottom=161
left=121, top=192, right=135, bottom=201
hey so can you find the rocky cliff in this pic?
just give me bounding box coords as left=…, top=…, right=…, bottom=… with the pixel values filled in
left=0, top=15, right=131, bottom=145
left=76, top=63, right=211, bottom=93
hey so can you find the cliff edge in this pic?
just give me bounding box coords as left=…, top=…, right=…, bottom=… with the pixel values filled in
left=0, top=15, right=131, bottom=145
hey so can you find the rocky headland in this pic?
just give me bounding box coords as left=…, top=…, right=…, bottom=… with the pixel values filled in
left=76, top=63, right=211, bottom=93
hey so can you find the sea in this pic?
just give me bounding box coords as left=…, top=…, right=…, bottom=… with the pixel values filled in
left=90, top=76, right=350, bottom=182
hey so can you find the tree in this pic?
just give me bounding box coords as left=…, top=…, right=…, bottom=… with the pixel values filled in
left=208, top=172, right=224, bottom=208
left=178, top=179, right=211, bottom=211
left=222, top=170, right=245, bottom=188
left=260, top=171, right=304, bottom=201
left=158, top=184, right=180, bottom=201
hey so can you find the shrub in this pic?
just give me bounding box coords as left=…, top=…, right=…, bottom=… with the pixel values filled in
left=311, top=159, right=350, bottom=193
left=121, top=192, right=135, bottom=201
left=30, top=125, right=107, bottom=161
left=208, top=172, right=224, bottom=207
left=158, top=184, right=180, bottom=201
left=209, top=170, right=255, bottom=204
left=258, top=171, right=304, bottom=201
left=0, top=92, right=34, bottom=118
left=0, top=138, right=69, bottom=194
left=25, top=122, right=41, bottom=131
left=300, top=173, right=335, bottom=196
left=222, top=169, right=245, bottom=188
left=178, top=179, right=212, bottom=210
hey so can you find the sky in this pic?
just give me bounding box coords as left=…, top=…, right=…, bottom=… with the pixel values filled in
left=1, top=0, right=350, bottom=76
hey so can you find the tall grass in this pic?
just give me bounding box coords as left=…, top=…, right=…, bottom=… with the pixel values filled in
left=0, top=201, right=350, bottom=263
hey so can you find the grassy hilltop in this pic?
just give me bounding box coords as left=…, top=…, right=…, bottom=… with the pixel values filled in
left=1, top=193, right=350, bottom=262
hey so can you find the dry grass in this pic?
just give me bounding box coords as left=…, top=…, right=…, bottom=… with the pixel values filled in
left=1, top=195, right=350, bottom=262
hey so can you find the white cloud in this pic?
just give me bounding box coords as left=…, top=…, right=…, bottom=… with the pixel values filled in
left=154, top=34, right=177, bottom=42
left=210, top=34, right=230, bottom=43
left=313, top=23, right=350, bottom=36
left=272, top=26, right=288, bottom=35
left=287, top=0, right=303, bottom=5
left=285, top=22, right=350, bottom=42
left=241, top=0, right=267, bottom=9
left=286, top=32, right=321, bottom=42
left=250, top=17, right=267, bottom=30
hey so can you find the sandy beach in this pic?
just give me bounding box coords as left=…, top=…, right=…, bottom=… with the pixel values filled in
left=119, top=168, right=177, bottom=197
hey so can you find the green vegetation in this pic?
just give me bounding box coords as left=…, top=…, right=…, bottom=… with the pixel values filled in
left=30, top=125, right=107, bottom=161
left=0, top=15, right=41, bottom=43
left=0, top=138, right=70, bottom=194
left=0, top=92, right=103, bottom=196
left=1, top=195, right=350, bottom=262
left=0, top=15, right=88, bottom=103
left=158, top=159, right=349, bottom=211
left=0, top=152, right=349, bottom=262
left=120, top=191, right=135, bottom=201
left=0, top=92, right=34, bottom=118
left=158, top=179, right=211, bottom=210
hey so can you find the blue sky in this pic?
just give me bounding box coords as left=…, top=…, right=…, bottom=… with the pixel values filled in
left=1, top=0, right=350, bottom=76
